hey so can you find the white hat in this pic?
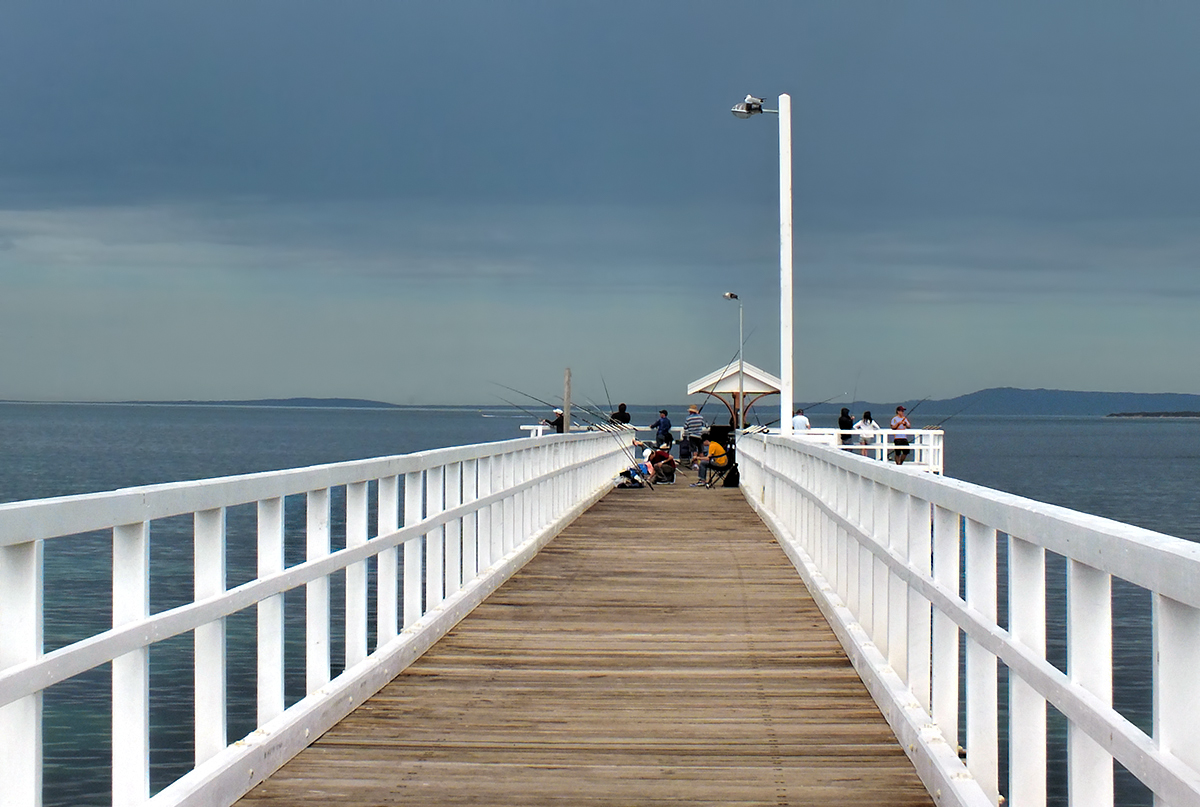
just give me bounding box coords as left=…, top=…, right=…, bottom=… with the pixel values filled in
left=553, top=408, right=563, bottom=414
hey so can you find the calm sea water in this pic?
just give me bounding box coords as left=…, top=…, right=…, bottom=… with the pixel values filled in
left=3, top=403, right=1197, bottom=806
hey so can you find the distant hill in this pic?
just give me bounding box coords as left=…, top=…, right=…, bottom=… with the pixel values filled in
left=0, top=397, right=413, bottom=409
left=121, top=397, right=404, bottom=409
left=806, top=387, right=1200, bottom=418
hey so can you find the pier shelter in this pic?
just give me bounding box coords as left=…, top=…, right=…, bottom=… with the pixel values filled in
left=687, top=362, right=782, bottom=428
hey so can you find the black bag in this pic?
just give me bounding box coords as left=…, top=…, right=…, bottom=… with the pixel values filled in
left=722, top=463, right=740, bottom=487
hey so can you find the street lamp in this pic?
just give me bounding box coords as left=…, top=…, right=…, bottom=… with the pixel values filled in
left=723, top=292, right=744, bottom=429
left=731, top=93, right=793, bottom=435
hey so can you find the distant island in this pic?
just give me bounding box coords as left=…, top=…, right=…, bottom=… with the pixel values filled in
left=139, top=397, right=405, bottom=409
left=802, top=387, right=1200, bottom=418
left=1107, top=411, right=1200, bottom=418
left=0, top=397, right=405, bottom=409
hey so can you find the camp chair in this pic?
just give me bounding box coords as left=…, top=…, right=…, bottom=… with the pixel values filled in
left=703, top=460, right=734, bottom=489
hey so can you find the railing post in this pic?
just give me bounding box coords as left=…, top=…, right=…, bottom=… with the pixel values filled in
left=964, top=518, right=998, bottom=802
left=112, top=521, right=149, bottom=806
left=257, top=497, right=285, bottom=724
left=426, top=466, right=445, bottom=610
left=906, top=497, right=932, bottom=713
left=490, top=455, right=504, bottom=562
left=346, top=481, right=369, bottom=668
left=477, top=457, right=494, bottom=570
left=306, top=489, right=331, bottom=693
left=377, top=476, right=400, bottom=645
left=502, top=452, right=515, bottom=554
left=462, top=459, right=479, bottom=580
left=194, top=507, right=227, bottom=764
left=403, top=471, right=424, bottom=627
left=1067, top=559, right=1113, bottom=804
left=1009, top=534, right=1047, bottom=807
left=0, top=540, right=42, bottom=807
left=1154, top=593, right=1200, bottom=804
left=886, top=489, right=909, bottom=680
left=445, top=462, right=462, bottom=596
left=932, top=506, right=960, bottom=752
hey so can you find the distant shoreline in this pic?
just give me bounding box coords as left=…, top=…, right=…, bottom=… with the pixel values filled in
left=0, top=397, right=406, bottom=410
left=1107, top=412, right=1200, bottom=418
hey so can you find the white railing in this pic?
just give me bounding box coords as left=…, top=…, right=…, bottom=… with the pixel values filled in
left=792, top=428, right=944, bottom=474
left=0, top=431, right=630, bottom=807
left=738, top=432, right=1200, bottom=807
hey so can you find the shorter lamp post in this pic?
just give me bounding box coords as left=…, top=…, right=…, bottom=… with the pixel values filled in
left=724, top=292, right=744, bottom=429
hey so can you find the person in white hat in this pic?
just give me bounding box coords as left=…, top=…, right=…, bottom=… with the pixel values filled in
left=543, top=408, right=565, bottom=434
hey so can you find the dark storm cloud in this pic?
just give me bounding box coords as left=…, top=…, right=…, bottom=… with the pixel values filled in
left=2, top=2, right=1190, bottom=217
left=3, top=2, right=1200, bottom=403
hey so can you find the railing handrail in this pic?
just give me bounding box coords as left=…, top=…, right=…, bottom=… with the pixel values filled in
left=0, top=436, right=555, bottom=547
left=738, top=432, right=1200, bottom=807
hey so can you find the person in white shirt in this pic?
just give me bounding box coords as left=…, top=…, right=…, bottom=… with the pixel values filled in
left=853, top=411, right=880, bottom=458
left=791, top=408, right=811, bottom=430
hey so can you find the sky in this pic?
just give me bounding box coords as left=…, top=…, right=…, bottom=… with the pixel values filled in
left=3, top=2, right=1200, bottom=407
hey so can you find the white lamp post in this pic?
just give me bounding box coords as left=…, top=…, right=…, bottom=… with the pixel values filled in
left=723, top=292, right=744, bottom=429
left=731, top=94, right=793, bottom=435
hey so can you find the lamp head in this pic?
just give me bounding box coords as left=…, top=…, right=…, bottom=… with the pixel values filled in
left=723, top=292, right=739, bottom=300
left=731, top=95, right=765, bottom=119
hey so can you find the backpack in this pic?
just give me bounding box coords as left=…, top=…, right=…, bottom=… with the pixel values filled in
left=722, top=463, right=740, bottom=487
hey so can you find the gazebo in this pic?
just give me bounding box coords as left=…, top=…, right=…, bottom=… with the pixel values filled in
left=686, top=362, right=782, bottom=428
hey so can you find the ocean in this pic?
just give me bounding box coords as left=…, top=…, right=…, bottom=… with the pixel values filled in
left=3, top=402, right=1197, bottom=806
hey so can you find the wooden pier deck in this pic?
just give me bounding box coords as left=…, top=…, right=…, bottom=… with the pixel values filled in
left=238, top=479, right=934, bottom=806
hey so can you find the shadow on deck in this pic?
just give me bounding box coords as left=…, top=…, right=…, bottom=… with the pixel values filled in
left=238, top=479, right=934, bottom=806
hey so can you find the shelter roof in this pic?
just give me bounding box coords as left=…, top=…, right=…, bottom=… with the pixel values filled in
left=687, top=362, right=782, bottom=396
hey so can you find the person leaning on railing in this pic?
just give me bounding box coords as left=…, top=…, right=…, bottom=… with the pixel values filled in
left=682, top=405, right=706, bottom=463
left=838, top=407, right=854, bottom=448
left=890, top=405, right=911, bottom=464
left=853, top=411, right=880, bottom=458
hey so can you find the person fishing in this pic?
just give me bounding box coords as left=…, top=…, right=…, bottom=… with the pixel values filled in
left=837, top=407, right=854, bottom=447
left=682, top=405, right=706, bottom=465
left=792, top=408, right=811, bottom=430
left=542, top=407, right=565, bottom=434
left=891, top=405, right=912, bottom=464
left=650, top=409, right=673, bottom=449
left=609, top=403, right=631, bottom=425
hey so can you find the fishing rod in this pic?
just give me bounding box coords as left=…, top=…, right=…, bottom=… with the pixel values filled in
left=491, top=381, right=562, bottom=415
left=600, top=374, right=617, bottom=419
left=757, top=392, right=846, bottom=428
left=927, top=398, right=976, bottom=429
left=694, top=325, right=759, bottom=416
left=492, top=394, right=543, bottom=424
left=903, top=396, right=932, bottom=419
left=493, top=381, right=652, bottom=488
left=693, top=346, right=742, bottom=416
left=801, top=393, right=847, bottom=411
left=493, top=380, right=617, bottom=433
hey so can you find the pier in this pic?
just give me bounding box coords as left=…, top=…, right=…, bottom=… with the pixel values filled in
left=3, top=428, right=1200, bottom=807
left=238, top=484, right=932, bottom=806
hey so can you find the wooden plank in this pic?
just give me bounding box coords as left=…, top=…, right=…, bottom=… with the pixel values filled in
left=238, top=485, right=934, bottom=806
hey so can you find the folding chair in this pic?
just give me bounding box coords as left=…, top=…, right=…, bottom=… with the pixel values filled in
left=704, top=461, right=734, bottom=488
